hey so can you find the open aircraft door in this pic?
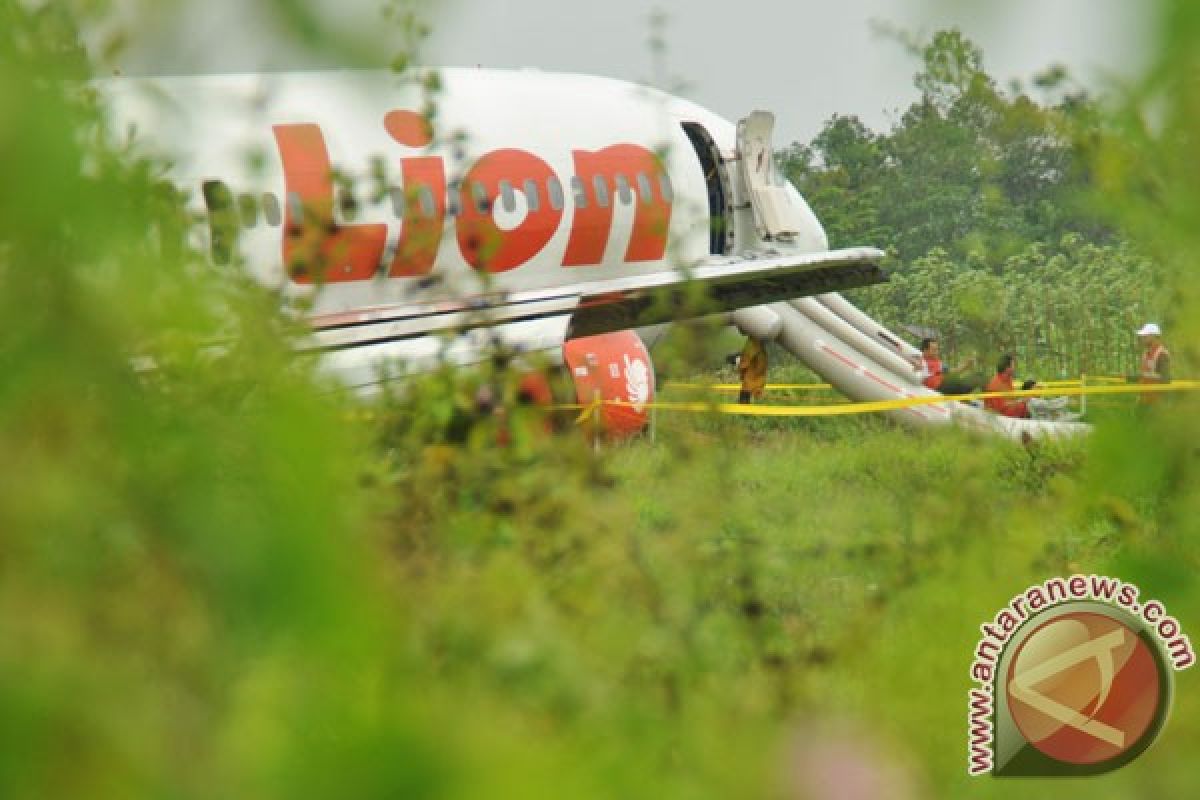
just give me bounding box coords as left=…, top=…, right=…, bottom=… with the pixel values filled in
left=736, top=111, right=807, bottom=243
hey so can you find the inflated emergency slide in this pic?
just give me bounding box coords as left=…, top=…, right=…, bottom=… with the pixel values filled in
left=729, top=295, right=1090, bottom=439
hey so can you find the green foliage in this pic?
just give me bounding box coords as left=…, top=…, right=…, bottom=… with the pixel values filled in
left=782, top=27, right=1166, bottom=378
left=848, top=235, right=1163, bottom=377
left=0, top=4, right=425, bottom=799
left=783, top=28, right=1103, bottom=266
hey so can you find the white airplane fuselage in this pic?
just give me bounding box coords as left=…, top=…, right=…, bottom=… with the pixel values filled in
left=103, top=68, right=880, bottom=395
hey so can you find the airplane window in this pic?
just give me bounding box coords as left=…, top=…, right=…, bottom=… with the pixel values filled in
left=592, top=175, right=610, bottom=208
left=499, top=180, right=516, bottom=213
left=286, top=191, right=305, bottom=223
left=389, top=187, right=406, bottom=218
left=523, top=179, right=541, bottom=212
left=470, top=182, right=490, bottom=213
left=201, top=179, right=236, bottom=265
left=417, top=185, right=435, bottom=217
left=658, top=173, right=674, bottom=203
left=570, top=176, right=588, bottom=209
left=614, top=174, right=633, bottom=205
left=547, top=176, right=564, bottom=211
left=636, top=174, right=654, bottom=205
left=338, top=187, right=359, bottom=220
left=202, top=180, right=234, bottom=215
left=261, top=192, right=282, bottom=226
left=237, top=193, right=259, bottom=227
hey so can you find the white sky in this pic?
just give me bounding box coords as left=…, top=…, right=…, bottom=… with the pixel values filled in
left=111, top=0, right=1155, bottom=146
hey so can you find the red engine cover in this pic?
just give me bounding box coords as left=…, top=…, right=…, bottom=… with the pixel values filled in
left=562, top=330, right=654, bottom=439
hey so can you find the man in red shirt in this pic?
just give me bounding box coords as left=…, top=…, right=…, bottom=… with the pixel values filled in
left=916, top=337, right=977, bottom=395
left=984, top=354, right=1030, bottom=418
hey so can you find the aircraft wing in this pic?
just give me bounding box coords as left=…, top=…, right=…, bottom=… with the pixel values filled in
left=307, top=246, right=885, bottom=384
left=561, top=246, right=885, bottom=337
left=310, top=247, right=884, bottom=346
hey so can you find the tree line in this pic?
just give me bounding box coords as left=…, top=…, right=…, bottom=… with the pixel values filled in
left=780, top=29, right=1167, bottom=379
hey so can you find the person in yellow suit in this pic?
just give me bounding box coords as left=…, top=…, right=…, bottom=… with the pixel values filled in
left=737, top=337, right=768, bottom=404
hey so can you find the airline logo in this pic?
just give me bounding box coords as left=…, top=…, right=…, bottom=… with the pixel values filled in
left=623, top=353, right=651, bottom=410
left=271, top=110, right=673, bottom=283
left=967, top=575, right=1193, bottom=777
left=1006, top=612, right=1160, bottom=764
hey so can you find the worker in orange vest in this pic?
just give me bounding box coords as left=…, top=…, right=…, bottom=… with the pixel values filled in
left=984, top=354, right=1030, bottom=418
left=1135, top=322, right=1171, bottom=404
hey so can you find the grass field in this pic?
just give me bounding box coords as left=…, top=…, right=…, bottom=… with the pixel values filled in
left=365, top=371, right=1200, bottom=797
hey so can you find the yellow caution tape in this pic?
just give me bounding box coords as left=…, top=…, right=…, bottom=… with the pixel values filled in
left=665, top=376, right=1135, bottom=393
left=346, top=379, right=1192, bottom=425
left=573, top=396, right=603, bottom=425
left=666, top=382, right=835, bottom=391
left=561, top=380, right=1200, bottom=420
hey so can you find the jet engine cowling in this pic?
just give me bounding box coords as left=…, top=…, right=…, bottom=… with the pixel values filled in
left=562, top=330, right=654, bottom=439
